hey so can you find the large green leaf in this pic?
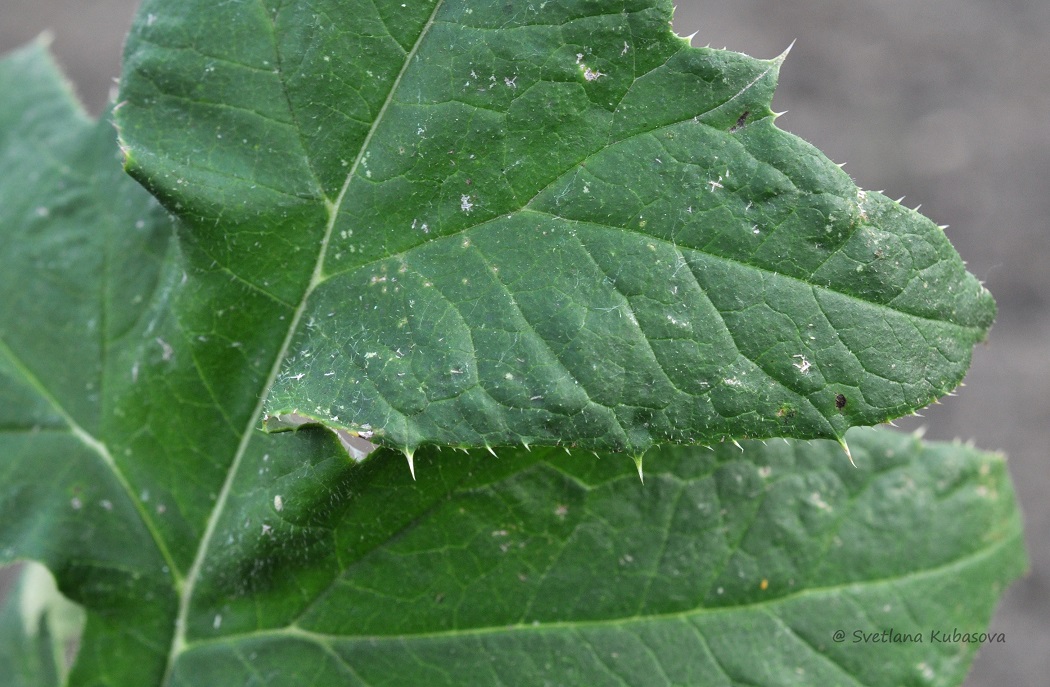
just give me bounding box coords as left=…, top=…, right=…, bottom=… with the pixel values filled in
left=0, top=6, right=1022, bottom=687
left=162, top=428, right=1024, bottom=687
left=115, top=0, right=994, bottom=455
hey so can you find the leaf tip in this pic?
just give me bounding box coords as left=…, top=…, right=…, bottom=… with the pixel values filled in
left=838, top=437, right=857, bottom=468
left=34, top=29, right=56, bottom=50
left=631, top=454, right=645, bottom=484
left=403, top=448, right=416, bottom=480
left=776, top=39, right=797, bottom=63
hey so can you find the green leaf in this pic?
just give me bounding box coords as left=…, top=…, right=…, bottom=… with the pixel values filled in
left=162, top=428, right=1024, bottom=687
left=115, top=0, right=994, bottom=455
left=0, top=38, right=181, bottom=685
left=0, top=563, right=85, bottom=687
left=0, top=7, right=1022, bottom=687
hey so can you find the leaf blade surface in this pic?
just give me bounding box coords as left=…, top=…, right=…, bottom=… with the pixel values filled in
left=116, top=0, right=995, bottom=454
left=167, top=429, right=1026, bottom=687
left=0, top=4, right=1019, bottom=685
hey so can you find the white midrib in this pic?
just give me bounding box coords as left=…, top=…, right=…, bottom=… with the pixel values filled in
left=159, top=2, right=445, bottom=683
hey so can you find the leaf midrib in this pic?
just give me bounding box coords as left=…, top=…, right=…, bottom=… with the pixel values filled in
left=159, top=0, right=449, bottom=681
left=177, top=527, right=1021, bottom=649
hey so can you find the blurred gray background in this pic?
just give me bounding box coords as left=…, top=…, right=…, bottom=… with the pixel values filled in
left=2, top=1, right=1046, bottom=684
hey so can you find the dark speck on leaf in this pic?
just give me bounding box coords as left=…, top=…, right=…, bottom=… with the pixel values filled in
left=835, top=394, right=847, bottom=409
left=730, top=110, right=750, bottom=133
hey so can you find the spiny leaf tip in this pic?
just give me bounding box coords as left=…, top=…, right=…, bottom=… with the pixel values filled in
left=839, top=438, right=856, bottom=468
left=403, top=448, right=416, bottom=480
left=631, top=454, right=645, bottom=484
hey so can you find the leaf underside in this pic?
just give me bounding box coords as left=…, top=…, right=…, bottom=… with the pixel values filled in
left=0, top=3, right=1022, bottom=687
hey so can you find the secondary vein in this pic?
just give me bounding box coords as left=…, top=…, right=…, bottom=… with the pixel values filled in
left=0, top=336, right=182, bottom=584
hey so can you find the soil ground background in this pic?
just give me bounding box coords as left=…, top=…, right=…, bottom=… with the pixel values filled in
left=3, top=1, right=1047, bottom=684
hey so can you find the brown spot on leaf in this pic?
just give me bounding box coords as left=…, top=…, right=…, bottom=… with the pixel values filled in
left=730, top=110, right=750, bottom=133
